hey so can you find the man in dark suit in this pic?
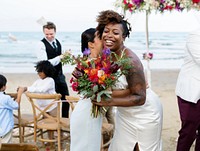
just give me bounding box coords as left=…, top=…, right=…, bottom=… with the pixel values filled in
left=36, top=21, right=69, bottom=117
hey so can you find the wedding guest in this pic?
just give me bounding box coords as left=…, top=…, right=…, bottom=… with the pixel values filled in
left=70, top=28, right=104, bottom=151
left=81, top=28, right=115, bottom=127
left=36, top=21, right=69, bottom=117
left=18, top=60, right=57, bottom=116
left=0, top=74, right=24, bottom=143
left=93, top=10, right=163, bottom=151
left=175, top=29, right=200, bottom=151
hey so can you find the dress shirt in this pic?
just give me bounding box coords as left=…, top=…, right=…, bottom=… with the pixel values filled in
left=27, top=77, right=57, bottom=112
left=36, top=38, right=61, bottom=66
left=175, top=29, right=200, bottom=103
left=0, top=92, right=18, bottom=137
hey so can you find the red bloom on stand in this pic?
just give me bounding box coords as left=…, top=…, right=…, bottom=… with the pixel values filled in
left=164, top=5, right=173, bottom=10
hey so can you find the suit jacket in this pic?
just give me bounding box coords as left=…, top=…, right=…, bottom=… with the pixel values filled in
left=175, top=29, right=200, bottom=103
left=41, top=38, right=63, bottom=76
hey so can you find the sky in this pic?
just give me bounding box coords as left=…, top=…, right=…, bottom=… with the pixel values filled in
left=1, top=0, right=200, bottom=32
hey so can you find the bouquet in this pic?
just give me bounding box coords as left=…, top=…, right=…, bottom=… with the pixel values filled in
left=62, top=48, right=132, bottom=118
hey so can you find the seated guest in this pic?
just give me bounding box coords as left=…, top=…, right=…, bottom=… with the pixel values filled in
left=19, top=60, right=57, bottom=116
left=0, top=74, right=24, bottom=143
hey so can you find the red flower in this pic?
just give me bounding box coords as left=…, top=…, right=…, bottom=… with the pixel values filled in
left=164, top=5, right=173, bottom=10
left=128, top=3, right=133, bottom=8
left=124, top=0, right=128, bottom=4
left=70, top=77, right=74, bottom=83
left=71, top=82, right=78, bottom=91
left=193, top=0, right=200, bottom=3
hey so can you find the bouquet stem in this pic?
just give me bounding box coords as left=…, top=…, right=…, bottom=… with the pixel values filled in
left=91, top=104, right=100, bottom=118
left=91, top=104, right=108, bottom=118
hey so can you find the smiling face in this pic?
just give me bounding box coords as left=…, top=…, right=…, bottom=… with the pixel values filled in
left=102, top=23, right=125, bottom=53
left=43, top=28, right=56, bottom=42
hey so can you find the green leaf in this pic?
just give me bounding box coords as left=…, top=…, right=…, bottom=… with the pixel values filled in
left=97, top=93, right=101, bottom=102
left=93, top=85, right=99, bottom=93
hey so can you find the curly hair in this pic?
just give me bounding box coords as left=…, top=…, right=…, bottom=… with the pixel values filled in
left=35, top=60, right=56, bottom=78
left=96, top=10, right=131, bottom=39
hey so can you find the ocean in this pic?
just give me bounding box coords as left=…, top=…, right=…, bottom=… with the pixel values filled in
left=0, top=31, right=188, bottom=73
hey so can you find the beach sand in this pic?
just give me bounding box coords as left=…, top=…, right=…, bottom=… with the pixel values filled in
left=3, top=69, right=193, bottom=151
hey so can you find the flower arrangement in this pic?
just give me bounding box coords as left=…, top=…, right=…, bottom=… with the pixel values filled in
left=143, top=52, right=153, bottom=60
left=114, top=0, right=200, bottom=13
left=62, top=48, right=132, bottom=118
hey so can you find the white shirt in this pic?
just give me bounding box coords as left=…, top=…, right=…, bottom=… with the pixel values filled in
left=175, top=29, right=200, bottom=103
left=27, top=77, right=57, bottom=112
left=0, top=92, right=18, bottom=136
left=36, top=38, right=61, bottom=66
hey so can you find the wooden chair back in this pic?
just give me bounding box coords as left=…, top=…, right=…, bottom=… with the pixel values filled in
left=65, top=95, right=79, bottom=111
left=25, top=92, right=66, bottom=151
left=0, top=143, right=39, bottom=151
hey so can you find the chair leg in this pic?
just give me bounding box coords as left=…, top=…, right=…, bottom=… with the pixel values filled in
left=22, top=126, right=25, bottom=143
left=57, top=129, right=61, bottom=151
left=48, top=131, right=54, bottom=148
left=40, top=130, right=44, bottom=146
left=18, top=126, right=23, bottom=143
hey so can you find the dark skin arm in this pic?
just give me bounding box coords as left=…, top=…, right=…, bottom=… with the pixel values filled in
left=93, top=48, right=146, bottom=107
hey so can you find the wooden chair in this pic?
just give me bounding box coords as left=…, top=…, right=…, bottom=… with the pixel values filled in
left=0, top=143, right=39, bottom=151
left=65, top=96, right=79, bottom=111
left=6, top=93, right=34, bottom=143
left=25, top=92, right=70, bottom=151
left=65, top=95, right=114, bottom=150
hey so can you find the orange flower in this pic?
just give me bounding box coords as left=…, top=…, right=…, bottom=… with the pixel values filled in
left=90, top=68, right=98, bottom=76
left=84, top=69, right=89, bottom=74
left=98, top=74, right=106, bottom=84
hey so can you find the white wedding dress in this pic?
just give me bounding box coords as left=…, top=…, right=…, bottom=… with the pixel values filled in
left=109, top=75, right=163, bottom=151
left=70, top=97, right=103, bottom=151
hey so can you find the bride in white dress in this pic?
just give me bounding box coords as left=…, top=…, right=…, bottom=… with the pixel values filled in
left=70, top=28, right=103, bottom=151
left=93, top=10, right=163, bottom=151
left=109, top=75, right=163, bottom=151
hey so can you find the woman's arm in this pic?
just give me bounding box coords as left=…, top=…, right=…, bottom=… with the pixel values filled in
left=93, top=49, right=146, bottom=107
left=112, top=89, right=130, bottom=98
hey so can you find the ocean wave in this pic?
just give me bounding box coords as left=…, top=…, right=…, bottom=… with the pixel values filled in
left=0, top=31, right=188, bottom=72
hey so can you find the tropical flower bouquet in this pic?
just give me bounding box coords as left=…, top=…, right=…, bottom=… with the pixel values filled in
left=62, top=48, right=132, bottom=118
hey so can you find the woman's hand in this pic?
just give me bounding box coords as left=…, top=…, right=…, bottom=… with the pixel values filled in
left=92, top=100, right=109, bottom=107
left=92, top=97, right=112, bottom=107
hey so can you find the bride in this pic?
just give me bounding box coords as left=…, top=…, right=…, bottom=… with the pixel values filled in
left=93, top=10, right=163, bottom=151
left=70, top=28, right=103, bottom=151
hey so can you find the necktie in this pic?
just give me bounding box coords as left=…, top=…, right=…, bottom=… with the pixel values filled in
left=52, top=41, right=57, bottom=51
